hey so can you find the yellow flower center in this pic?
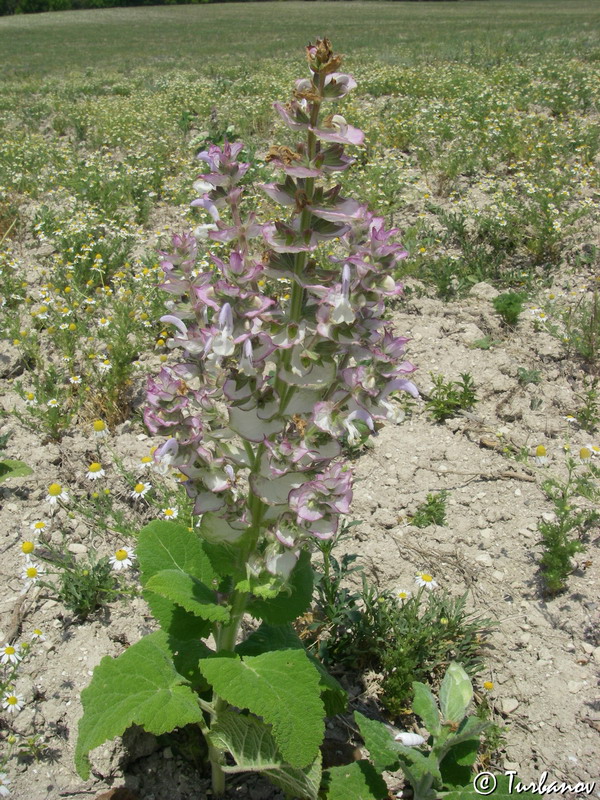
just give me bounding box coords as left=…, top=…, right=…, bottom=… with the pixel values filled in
left=89, top=462, right=102, bottom=473
left=115, top=549, right=128, bottom=561
left=483, top=681, right=494, bottom=691
left=93, top=420, right=106, bottom=432
left=134, top=483, right=145, bottom=494
left=33, top=521, right=46, bottom=530
left=26, top=567, right=38, bottom=579
left=4, top=646, right=15, bottom=656
left=21, top=541, right=35, bottom=555
left=141, top=456, right=152, bottom=464
left=33, top=629, right=42, bottom=637
left=164, top=509, right=174, bottom=517
left=6, top=695, right=18, bottom=706
left=535, top=445, right=546, bottom=457
left=421, top=573, right=433, bottom=583
left=580, top=447, right=592, bottom=460
left=48, top=483, right=62, bottom=496
left=26, top=392, right=35, bottom=400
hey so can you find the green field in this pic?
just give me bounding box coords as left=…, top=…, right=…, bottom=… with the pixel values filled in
left=1, top=0, right=599, bottom=76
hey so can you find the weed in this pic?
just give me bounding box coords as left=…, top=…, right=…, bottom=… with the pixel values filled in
left=538, top=458, right=600, bottom=595
left=517, top=367, right=541, bottom=386
left=492, top=291, right=526, bottom=327
left=471, top=336, right=496, bottom=350
left=560, top=292, right=600, bottom=369
left=426, top=372, right=478, bottom=423
left=574, top=377, right=599, bottom=434
left=411, top=491, right=448, bottom=528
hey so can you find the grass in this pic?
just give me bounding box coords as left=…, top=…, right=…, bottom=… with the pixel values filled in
left=1, top=1, right=599, bottom=78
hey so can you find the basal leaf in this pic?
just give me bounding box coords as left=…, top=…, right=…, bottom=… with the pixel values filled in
left=145, top=569, right=229, bottom=622
left=354, top=711, right=400, bottom=774
left=412, top=682, right=441, bottom=735
left=75, top=631, right=203, bottom=779
left=439, top=662, right=473, bottom=724
left=209, top=710, right=321, bottom=800
left=247, top=549, right=313, bottom=624
left=137, top=520, right=217, bottom=586
left=200, top=649, right=324, bottom=768
left=0, top=459, right=33, bottom=482
left=323, top=760, right=388, bottom=800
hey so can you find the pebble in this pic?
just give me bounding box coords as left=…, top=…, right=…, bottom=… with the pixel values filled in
left=567, top=681, right=583, bottom=694
left=501, top=697, right=520, bottom=714
left=475, top=552, right=493, bottom=567
left=67, top=543, right=88, bottom=555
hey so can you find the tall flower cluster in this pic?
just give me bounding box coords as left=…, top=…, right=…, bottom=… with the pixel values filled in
left=144, top=38, right=417, bottom=579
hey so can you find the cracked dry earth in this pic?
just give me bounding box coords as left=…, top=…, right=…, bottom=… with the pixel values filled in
left=0, top=277, right=599, bottom=799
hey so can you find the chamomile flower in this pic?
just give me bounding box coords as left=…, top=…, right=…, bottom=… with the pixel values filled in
left=86, top=462, right=105, bottom=480
left=162, top=506, right=178, bottom=520
left=24, top=391, right=37, bottom=406
left=131, top=482, right=151, bottom=499
left=31, top=628, right=45, bottom=642
left=534, top=444, right=548, bottom=465
left=0, top=644, right=22, bottom=665
left=97, top=359, right=112, bottom=374
left=563, top=415, right=577, bottom=424
left=483, top=681, right=495, bottom=691
left=30, top=520, right=48, bottom=533
left=138, top=455, right=154, bottom=471
left=92, top=419, right=109, bottom=438
left=69, top=375, right=82, bottom=385
left=579, top=446, right=592, bottom=462
left=584, top=444, right=600, bottom=457
left=97, top=317, right=110, bottom=328
left=21, top=562, right=43, bottom=586
left=415, top=572, right=438, bottom=590
left=46, top=398, right=59, bottom=408
left=0, top=771, right=11, bottom=796
left=46, top=482, right=69, bottom=505
left=110, top=546, right=135, bottom=571
left=2, top=692, right=24, bottom=714
left=395, top=589, right=411, bottom=603
left=21, top=541, right=35, bottom=557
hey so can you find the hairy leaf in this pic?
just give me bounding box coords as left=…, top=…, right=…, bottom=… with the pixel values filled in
left=0, top=459, right=33, bottom=482
left=323, top=760, right=388, bottom=800
left=247, top=549, right=313, bottom=624
left=354, top=711, right=400, bottom=774
left=412, top=682, right=441, bottom=735
left=200, top=649, right=324, bottom=768
left=439, top=662, right=473, bottom=724
left=145, top=569, right=229, bottom=622
left=209, top=710, right=321, bottom=800
left=75, top=631, right=202, bottom=779
left=137, top=520, right=218, bottom=585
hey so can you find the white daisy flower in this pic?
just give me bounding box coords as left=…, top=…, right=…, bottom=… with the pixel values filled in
left=46, top=483, right=69, bottom=505
left=86, top=462, right=105, bottom=480
left=24, top=392, right=37, bottom=406
left=29, top=520, right=48, bottom=533
left=21, top=562, right=44, bottom=587
left=97, top=359, right=112, bottom=374
left=46, top=399, right=59, bottom=408
left=131, top=482, right=151, bottom=499
left=110, top=547, right=135, bottom=571
left=162, top=507, right=178, bottom=520
left=2, top=692, right=25, bottom=714
left=92, top=419, right=109, bottom=438
left=533, top=444, right=548, bottom=465
left=415, top=572, right=438, bottom=591
left=31, top=628, right=45, bottom=642
left=584, top=443, right=600, bottom=456
left=69, top=375, right=82, bottom=385
left=138, top=455, right=154, bottom=471
left=395, top=589, right=412, bottom=603
left=0, top=644, right=22, bottom=666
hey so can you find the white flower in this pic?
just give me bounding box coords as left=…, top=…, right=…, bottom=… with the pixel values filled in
left=31, top=628, right=45, bottom=642
left=46, top=483, right=69, bottom=505
left=46, top=399, right=59, bottom=408
left=0, top=771, right=11, bottom=797
left=395, top=589, right=411, bottom=603
left=29, top=520, right=48, bottom=533
left=131, top=482, right=151, bottom=499
left=97, top=359, right=112, bottom=374
left=92, top=419, right=109, bottom=438
left=86, top=462, right=105, bottom=480
left=415, top=572, right=438, bottom=590
left=21, top=562, right=44, bottom=587
left=533, top=444, right=548, bottom=466
left=162, top=507, right=178, bottom=520
left=2, top=692, right=24, bottom=714
left=395, top=732, right=426, bottom=747
left=584, top=443, right=600, bottom=456
left=0, top=644, right=22, bottom=666
left=69, top=375, right=82, bottom=385
left=110, top=547, right=135, bottom=571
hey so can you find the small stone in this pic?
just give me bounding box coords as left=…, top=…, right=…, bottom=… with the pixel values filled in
left=475, top=552, right=493, bottom=567
left=503, top=760, right=520, bottom=772
left=67, top=543, right=88, bottom=555
left=501, top=697, right=520, bottom=715
left=581, top=642, right=594, bottom=654
left=567, top=681, right=583, bottom=694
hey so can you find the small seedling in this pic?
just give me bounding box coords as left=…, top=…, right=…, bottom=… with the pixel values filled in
left=426, top=373, right=478, bottom=422
left=575, top=377, right=599, bottom=434
left=411, top=491, right=448, bottom=528
left=517, top=367, right=541, bottom=386
left=492, top=291, right=526, bottom=327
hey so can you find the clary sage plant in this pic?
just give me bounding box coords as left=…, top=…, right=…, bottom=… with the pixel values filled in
left=76, top=39, right=417, bottom=799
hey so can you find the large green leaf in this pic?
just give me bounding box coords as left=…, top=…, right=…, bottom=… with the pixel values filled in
left=354, top=712, right=400, bottom=774
left=137, top=520, right=218, bottom=586
left=145, top=569, right=229, bottom=623
left=209, top=710, right=321, bottom=800
left=143, top=591, right=211, bottom=643
left=0, top=459, right=33, bottom=483
left=200, top=649, right=324, bottom=768
left=439, top=663, right=473, bottom=724
left=75, top=631, right=203, bottom=779
left=247, top=549, right=313, bottom=624
left=323, top=760, right=388, bottom=800
left=412, top=681, right=441, bottom=735
left=237, top=623, right=347, bottom=717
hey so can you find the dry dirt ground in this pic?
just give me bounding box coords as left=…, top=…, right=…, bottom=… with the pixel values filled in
left=0, top=272, right=599, bottom=799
